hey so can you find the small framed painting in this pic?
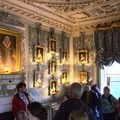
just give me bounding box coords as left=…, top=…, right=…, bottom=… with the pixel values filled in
left=34, top=45, right=44, bottom=63
left=33, top=71, right=43, bottom=88
left=79, top=72, right=88, bottom=84
left=61, top=71, right=69, bottom=84
left=48, top=39, right=56, bottom=53
left=48, top=60, right=57, bottom=74
left=50, top=79, right=57, bottom=95
left=61, top=51, right=68, bottom=64
left=78, top=50, right=88, bottom=64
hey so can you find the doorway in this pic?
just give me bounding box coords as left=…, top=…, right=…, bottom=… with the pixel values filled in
left=100, top=61, right=120, bottom=99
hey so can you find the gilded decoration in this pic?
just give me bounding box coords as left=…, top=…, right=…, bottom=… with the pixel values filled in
left=78, top=50, right=89, bottom=64
left=50, top=78, right=57, bottom=95
left=34, top=71, right=44, bottom=88
left=0, top=28, right=21, bottom=74
left=1, top=0, right=120, bottom=33
left=79, top=71, right=88, bottom=84
left=34, top=45, right=44, bottom=63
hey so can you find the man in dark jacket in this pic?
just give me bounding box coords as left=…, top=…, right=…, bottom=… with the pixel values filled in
left=53, top=83, right=97, bottom=120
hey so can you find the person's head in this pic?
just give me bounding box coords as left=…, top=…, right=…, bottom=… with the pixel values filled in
left=83, top=85, right=90, bottom=92
left=91, top=84, right=100, bottom=93
left=16, top=82, right=27, bottom=93
left=27, top=102, right=47, bottom=120
left=103, top=86, right=110, bottom=96
left=69, top=110, right=89, bottom=120
left=69, top=83, right=83, bottom=99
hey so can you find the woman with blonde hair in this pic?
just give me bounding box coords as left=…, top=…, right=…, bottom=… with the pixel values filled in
left=69, top=110, right=89, bottom=120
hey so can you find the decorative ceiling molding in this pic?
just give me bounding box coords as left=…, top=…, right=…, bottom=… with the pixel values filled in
left=0, top=0, right=120, bottom=33
left=0, top=0, right=73, bottom=33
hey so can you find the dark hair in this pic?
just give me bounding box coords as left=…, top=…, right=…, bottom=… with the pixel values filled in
left=28, top=102, right=47, bottom=120
left=104, top=86, right=110, bottom=91
left=16, top=82, right=26, bottom=92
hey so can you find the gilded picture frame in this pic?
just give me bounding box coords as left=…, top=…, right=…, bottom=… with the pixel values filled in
left=78, top=50, right=88, bottom=64
left=34, top=45, right=44, bottom=63
left=50, top=79, right=57, bottom=95
left=48, top=60, right=57, bottom=74
left=60, top=51, right=68, bottom=64
left=79, top=72, right=88, bottom=84
left=33, top=71, right=43, bottom=88
left=0, top=28, right=21, bottom=74
left=48, top=39, right=56, bottom=53
left=61, top=71, right=69, bottom=84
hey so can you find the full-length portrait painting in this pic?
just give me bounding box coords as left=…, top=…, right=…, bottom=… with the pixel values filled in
left=35, top=46, right=44, bottom=63
left=50, top=80, right=57, bottom=95
left=34, top=71, right=43, bottom=88
left=0, top=28, right=21, bottom=74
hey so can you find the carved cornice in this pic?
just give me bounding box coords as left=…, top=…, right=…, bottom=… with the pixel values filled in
left=0, top=0, right=120, bottom=34
left=0, top=0, right=73, bottom=33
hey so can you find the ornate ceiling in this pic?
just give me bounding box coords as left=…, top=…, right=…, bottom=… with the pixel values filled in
left=0, top=0, right=120, bottom=33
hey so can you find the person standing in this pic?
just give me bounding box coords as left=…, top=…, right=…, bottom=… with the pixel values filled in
left=27, top=102, right=47, bottom=120
left=12, top=82, right=30, bottom=120
left=53, top=83, right=97, bottom=120
left=100, top=86, right=117, bottom=120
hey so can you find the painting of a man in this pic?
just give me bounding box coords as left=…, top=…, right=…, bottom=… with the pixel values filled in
left=0, top=34, right=16, bottom=73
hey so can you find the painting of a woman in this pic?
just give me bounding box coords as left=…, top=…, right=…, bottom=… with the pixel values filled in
left=0, top=34, right=17, bottom=73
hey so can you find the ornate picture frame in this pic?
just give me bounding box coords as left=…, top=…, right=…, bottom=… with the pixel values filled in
left=50, top=79, right=57, bottom=95
left=48, top=60, right=57, bottom=74
left=79, top=72, right=88, bottom=84
left=78, top=50, right=88, bottom=64
left=61, top=71, right=69, bottom=84
left=60, top=51, right=68, bottom=64
left=33, top=71, right=44, bottom=88
left=0, top=28, right=21, bottom=74
left=48, top=39, right=56, bottom=53
left=34, top=45, right=44, bottom=63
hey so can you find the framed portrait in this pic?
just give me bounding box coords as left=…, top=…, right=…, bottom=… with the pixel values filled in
left=79, top=72, right=88, bottom=84
left=48, top=39, right=56, bottom=53
left=33, top=71, right=43, bottom=88
left=61, top=51, right=68, bottom=64
left=34, top=45, right=44, bottom=63
left=78, top=50, right=88, bottom=64
left=50, top=79, right=57, bottom=95
left=48, top=60, right=57, bottom=74
left=0, top=28, right=21, bottom=74
left=61, top=71, right=69, bottom=84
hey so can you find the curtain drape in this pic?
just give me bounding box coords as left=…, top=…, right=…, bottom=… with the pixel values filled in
left=94, top=26, right=120, bottom=67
